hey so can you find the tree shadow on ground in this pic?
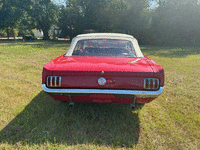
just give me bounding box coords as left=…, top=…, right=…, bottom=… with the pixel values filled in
left=0, top=91, right=143, bottom=148
left=0, top=39, right=70, bottom=49
left=141, top=46, right=200, bottom=58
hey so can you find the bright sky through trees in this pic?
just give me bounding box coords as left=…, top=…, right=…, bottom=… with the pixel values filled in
left=51, top=0, right=157, bottom=8
left=52, top=0, right=66, bottom=5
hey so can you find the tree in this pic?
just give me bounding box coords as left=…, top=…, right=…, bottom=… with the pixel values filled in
left=27, top=0, right=58, bottom=40
left=58, top=0, right=107, bottom=40
left=58, top=4, right=82, bottom=41
left=94, top=0, right=128, bottom=32
left=17, top=11, right=37, bottom=37
left=118, top=0, right=150, bottom=43
left=150, top=0, right=200, bottom=46
left=58, top=0, right=150, bottom=42
left=0, top=0, right=24, bottom=38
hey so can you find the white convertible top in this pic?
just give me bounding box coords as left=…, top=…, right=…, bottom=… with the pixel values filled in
left=76, top=33, right=135, bottom=39
left=65, top=33, right=144, bottom=57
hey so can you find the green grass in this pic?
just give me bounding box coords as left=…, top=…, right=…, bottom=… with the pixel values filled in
left=0, top=40, right=199, bottom=149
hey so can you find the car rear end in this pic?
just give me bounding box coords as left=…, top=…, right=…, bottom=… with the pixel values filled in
left=42, top=33, right=164, bottom=104
left=42, top=57, right=164, bottom=104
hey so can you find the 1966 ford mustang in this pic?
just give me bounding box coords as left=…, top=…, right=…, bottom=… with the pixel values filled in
left=42, top=33, right=164, bottom=108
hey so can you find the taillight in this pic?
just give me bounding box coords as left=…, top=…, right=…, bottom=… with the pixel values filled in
left=46, top=76, right=61, bottom=87
left=144, top=78, right=159, bottom=90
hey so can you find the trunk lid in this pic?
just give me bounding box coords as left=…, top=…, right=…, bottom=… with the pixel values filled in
left=51, top=56, right=154, bottom=89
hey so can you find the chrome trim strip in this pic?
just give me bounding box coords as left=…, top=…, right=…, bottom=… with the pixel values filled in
left=153, top=79, right=155, bottom=89
left=55, top=76, right=57, bottom=87
left=42, top=84, right=164, bottom=98
left=157, top=79, right=159, bottom=89
left=50, top=76, right=52, bottom=87
left=47, top=77, right=49, bottom=86
left=148, top=79, right=150, bottom=89
left=59, top=77, right=61, bottom=86
left=144, top=79, right=146, bottom=89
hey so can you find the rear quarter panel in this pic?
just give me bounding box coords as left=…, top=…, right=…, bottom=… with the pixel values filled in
left=144, top=55, right=164, bottom=87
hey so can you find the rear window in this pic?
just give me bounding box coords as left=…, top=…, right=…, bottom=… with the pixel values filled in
left=72, top=39, right=136, bottom=57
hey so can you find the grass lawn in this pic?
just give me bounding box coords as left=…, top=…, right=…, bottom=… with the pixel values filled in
left=0, top=40, right=199, bottom=149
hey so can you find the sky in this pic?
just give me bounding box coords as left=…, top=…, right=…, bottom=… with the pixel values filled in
left=52, top=0, right=158, bottom=8
left=52, top=0, right=66, bottom=5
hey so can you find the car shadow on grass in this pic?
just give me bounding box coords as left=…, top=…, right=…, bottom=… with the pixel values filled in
left=141, top=46, right=200, bottom=58
left=0, top=91, right=143, bottom=148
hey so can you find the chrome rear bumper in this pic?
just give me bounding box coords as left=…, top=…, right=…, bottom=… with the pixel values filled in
left=42, top=84, right=164, bottom=98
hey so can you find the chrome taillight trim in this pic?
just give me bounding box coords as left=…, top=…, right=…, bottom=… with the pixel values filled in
left=46, top=76, right=61, bottom=87
left=144, top=79, right=146, bottom=89
left=144, top=78, right=159, bottom=90
left=55, top=76, right=57, bottom=87
left=153, top=80, right=155, bottom=89
left=59, top=76, right=61, bottom=86
left=47, top=76, right=49, bottom=86
left=50, top=76, right=52, bottom=86
left=156, top=79, right=160, bottom=89
left=148, top=79, right=151, bottom=89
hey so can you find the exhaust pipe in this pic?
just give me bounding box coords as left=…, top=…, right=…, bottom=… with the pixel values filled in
left=68, top=95, right=74, bottom=106
left=130, top=96, right=136, bottom=109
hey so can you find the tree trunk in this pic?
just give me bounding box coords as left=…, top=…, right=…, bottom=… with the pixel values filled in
left=53, top=28, right=56, bottom=40
left=69, top=28, right=73, bottom=42
left=69, top=34, right=73, bottom=42
left=7, top=28, right=10, bottom=39
left=42, top=28, right=49, bottom=40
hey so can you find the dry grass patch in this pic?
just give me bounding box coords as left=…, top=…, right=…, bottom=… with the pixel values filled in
left=0, top=41, right=200, bottom=149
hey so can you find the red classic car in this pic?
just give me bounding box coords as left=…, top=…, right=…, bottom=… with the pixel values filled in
left=42, top=33, right=164, bottom=109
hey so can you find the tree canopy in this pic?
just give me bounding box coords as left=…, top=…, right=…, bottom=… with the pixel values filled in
left=0, top=0, right=25, bottom=38
left=0, top=0, right=58, bottom=40
left=150, top=0, right=200, bottom=46
left=0, top=0, right=199, bottom=45
left=58, top=0, right=151, bottom=41
left=27, top=0, right=58, bottom=40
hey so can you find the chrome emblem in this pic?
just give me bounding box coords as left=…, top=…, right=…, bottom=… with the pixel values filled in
left=98, top=77, right=106, bottom=85
left=101, top=71, right=104, bottom=74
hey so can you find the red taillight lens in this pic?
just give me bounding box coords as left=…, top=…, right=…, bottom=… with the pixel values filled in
left=46, top=76, right=61, bottom=87
left=144, top=78, right=159, bottom=90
